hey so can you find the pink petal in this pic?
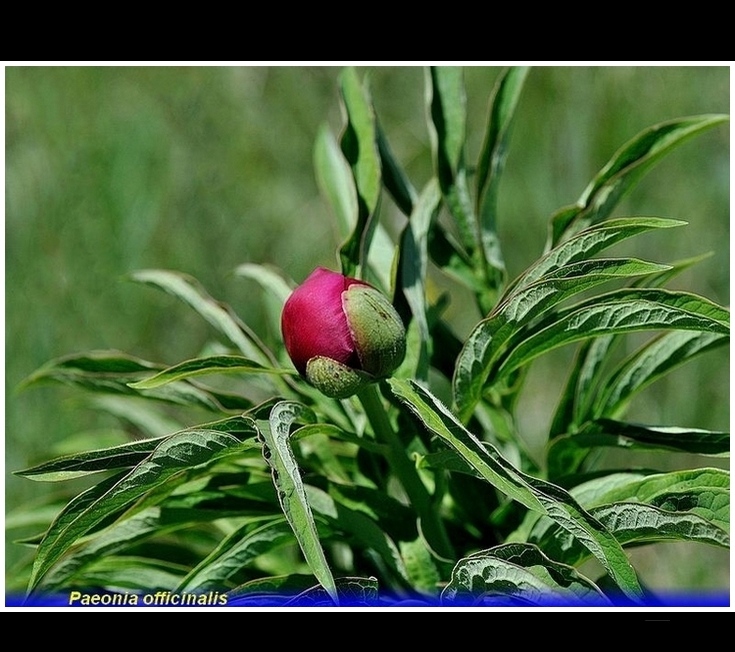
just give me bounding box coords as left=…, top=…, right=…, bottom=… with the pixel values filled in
left=281, top=267, right=369, bottom=375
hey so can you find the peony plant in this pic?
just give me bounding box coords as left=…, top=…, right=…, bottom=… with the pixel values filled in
left=12, top=67, right=729, bottom=608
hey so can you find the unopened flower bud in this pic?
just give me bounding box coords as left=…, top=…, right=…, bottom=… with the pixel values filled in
left=281, top=267, right=406, bottom=398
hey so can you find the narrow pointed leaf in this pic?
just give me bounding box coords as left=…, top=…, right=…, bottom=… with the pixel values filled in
left=177, top=517, right=295, bottom=592
left=257, top=401, right=338, bottom=604
left=377, top=120, right=417, bottom=216
left=505, top=217, right=685, bottom=297
left=427, top=66, right=477, bottom=256
left=594, top=331, right=728, bottom=419
left=314, top=123, right=358, bottom=239
left=129, top=355, right=293, bottom=390
left=16, top=415, right=258, bottom=483
left=453, top=259, right=672, bottom=422
left=398, top=179, right=442, bottom=381
left=28, top=429, right=247, bottom=592
left=476, top=66, right=530, bottom=280
left=548, top=114, right=728, bottom=246
left=551, top=417, right=730, bottom=479
left=389, top=378, right=643, bottom=600
left=338, top=67, right=381, bottom=278
left=129, top=269, right=272, bottom=365
left=496, top=289, right=729, bottom=382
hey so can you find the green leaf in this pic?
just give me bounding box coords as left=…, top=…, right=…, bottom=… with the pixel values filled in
left=548, top=420, right=729, bottom=480
left=88, top=395, right=184, bottom=438
left=338, top=67, right=381, bottom=278
left=16, top=415, right=258, bottom=483
left=129, top=269, right=273, bottom=366
left=37, top=507, right=173, bottom=592
left=28, top=429, right=249, bottom=592
left=176, top=517, right=295, bottom=592
left=476, top=66, right=530, bottom=283
left=398, top=179, right=442, bottom=382
left=314, top=123, right=358, bottom=240
left=129, top=355, right=294, bottom=390
left=20, top=350, right=259, bottom=413
left=510, top=468, right=730, bottom=565
left=549, top=336, right=617, bottom=438
left=399, top=538, right=441, bottom=595
left=305, top=485, right=409, bottom=587
left=548, top=114, right=728, bottom=247
left=233, top=263, right=294, bottom=340
left=15, top=439, right=164, bottom=482
left=453, top=259, right=673, bottom=422
left=593, top=331, right=728, bottom=420
left=442, top=542, right=611, bottom=606
left=256, top=401, right=338, bottom=604
left=529, top=503, right=730, bottom=569
left=427, top=66, right=477, bottom=256
left=496, top=289, right=729, bottom=383
left=568, top=468, right=730, bottom=534
left=79, top=556, right=186, bottom=592
left=285, top=576, right=380, bottom=607
left=377, top=120, right=417, bottom=216
left=506, top=216, right=685, bottom=297
left=389, top=378, right=643, bottom=600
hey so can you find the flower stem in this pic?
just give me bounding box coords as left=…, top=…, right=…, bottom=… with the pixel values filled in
left=357, top=382, right=455, bottom=564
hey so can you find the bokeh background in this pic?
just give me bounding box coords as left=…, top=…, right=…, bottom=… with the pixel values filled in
left=5, top=65, right=730, bottom=594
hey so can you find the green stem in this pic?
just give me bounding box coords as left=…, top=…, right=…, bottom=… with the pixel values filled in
left=357, top=382, right=455, bottom=564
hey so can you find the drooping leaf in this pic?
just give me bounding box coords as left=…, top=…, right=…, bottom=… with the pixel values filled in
left=256, top=401, right=338, bottom=604
left=389, top=378, right=643, bottom=601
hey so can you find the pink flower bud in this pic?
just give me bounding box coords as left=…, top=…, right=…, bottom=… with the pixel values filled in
left=281, top=267, right=406, bottom=398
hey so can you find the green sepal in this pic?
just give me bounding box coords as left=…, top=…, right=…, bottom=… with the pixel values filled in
left=343, top=286, right=407, bottom=378
left=305, top=356, right=373, bottom=399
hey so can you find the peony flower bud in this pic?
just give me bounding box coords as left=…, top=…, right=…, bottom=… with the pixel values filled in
left=281, top=267, right=406, bottom=398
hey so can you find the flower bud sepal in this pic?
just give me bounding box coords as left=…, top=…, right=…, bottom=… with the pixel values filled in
left=342, top=285, right=406, bottom=380
left=305, top=356, right=373, bottom=399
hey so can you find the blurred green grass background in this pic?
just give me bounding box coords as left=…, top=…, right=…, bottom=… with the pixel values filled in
left=5, top=65, right=729, bottom=592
